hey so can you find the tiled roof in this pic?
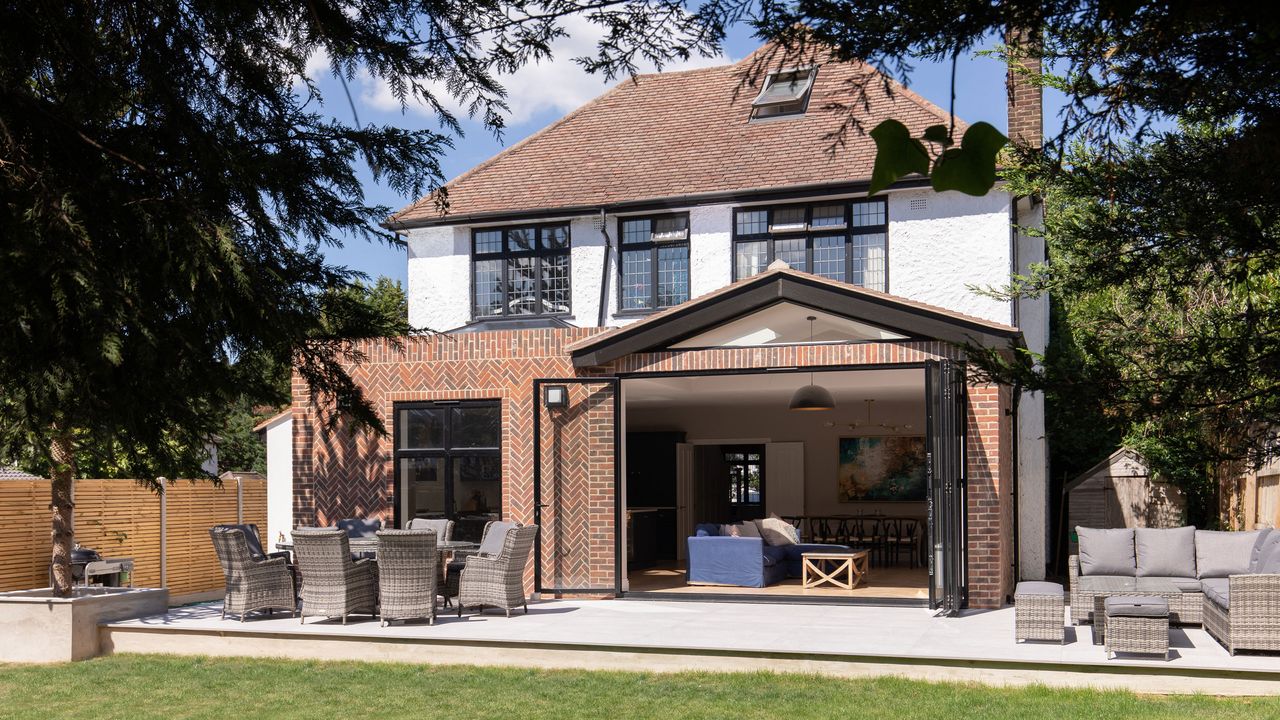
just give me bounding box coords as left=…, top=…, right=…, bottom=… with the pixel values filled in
left=390, top=43, right=959, bottom=226
left=0, top=465, right=42, bottom=480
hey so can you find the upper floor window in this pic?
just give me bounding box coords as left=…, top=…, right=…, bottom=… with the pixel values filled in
left=732, top=198, right=887, bottom=291
left=472, top=224, right=570, bottom=318
left=618, top=213, right=690, bottom=312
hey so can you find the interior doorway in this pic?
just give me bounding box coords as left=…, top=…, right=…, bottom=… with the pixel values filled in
left=621, top=366, right=948, bottom=604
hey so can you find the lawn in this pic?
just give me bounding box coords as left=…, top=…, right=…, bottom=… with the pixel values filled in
left=0, top=654, right=1276, bottom=720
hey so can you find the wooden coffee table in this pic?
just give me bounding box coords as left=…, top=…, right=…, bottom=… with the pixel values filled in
left=801, top=550, right=870, bottom=590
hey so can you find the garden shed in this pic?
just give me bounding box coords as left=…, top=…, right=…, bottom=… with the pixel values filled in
left=1065, top=448, right=1185, bottom=533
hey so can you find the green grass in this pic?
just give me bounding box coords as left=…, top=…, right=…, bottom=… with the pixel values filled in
left=0, top=654, right=1275, bottom=720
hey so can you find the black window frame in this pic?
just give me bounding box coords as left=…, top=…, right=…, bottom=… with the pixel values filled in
left=731, top=198, right=889, bottom=291
left=392, top=400, right=502, bottom=529
left=471, top=223, right=572, bottom=319
left=615, top=212, right=692, bottom=314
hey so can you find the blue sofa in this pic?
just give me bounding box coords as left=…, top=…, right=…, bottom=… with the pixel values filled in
left=686, top=523, right=850, bottom=588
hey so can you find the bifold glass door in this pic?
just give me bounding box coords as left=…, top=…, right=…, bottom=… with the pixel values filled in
left=925, top=360, right=968, bottom=615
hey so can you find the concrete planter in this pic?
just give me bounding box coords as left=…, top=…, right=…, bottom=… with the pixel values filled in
left=0, top=586, right=169, bottom=662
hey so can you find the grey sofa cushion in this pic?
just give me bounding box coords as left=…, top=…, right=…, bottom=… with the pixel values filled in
left=1137, top=576, right=1202, bottom=593
left=1195, top=529, right=1263, bottom=578
left=1104, top=595, right=1168, bottom=618
left=1135, top=526, right=1197, bottom=577
left=1200, top=578, right=1230, bottom=608
left=1076, top=527, right=1136, bottom=576
left=1249, top=529, right=1278, bottom=572
left=1015, top=581, right=1063, bottom=597
left=1258, top=535, right=1280, bottom=573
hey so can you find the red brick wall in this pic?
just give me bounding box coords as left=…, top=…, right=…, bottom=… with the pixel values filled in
left=292, top=329, right=1013, bottom=605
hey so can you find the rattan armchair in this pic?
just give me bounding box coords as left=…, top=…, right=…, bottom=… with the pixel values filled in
left=407, top=518, right=454, bottom=541
left=456, top=524, right=539, bottom=617
left=209, top=527, right=296, bottom=622
left=375, top=529, right=438, bottom=626
left=292, top=528, right=378, bottom=625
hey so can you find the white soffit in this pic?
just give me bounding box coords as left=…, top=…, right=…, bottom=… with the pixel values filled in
left=668, top=301, right=908, bottom=349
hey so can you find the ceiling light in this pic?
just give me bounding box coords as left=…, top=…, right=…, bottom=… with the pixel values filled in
left=789, top=316, right=834, bottom=411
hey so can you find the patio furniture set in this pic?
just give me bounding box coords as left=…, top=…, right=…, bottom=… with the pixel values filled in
left=209, top=518, right=539, bottom=626
left=1014, top=525, right=1280, bottom=659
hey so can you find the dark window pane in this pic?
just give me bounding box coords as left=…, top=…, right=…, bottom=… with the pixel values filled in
left=541, top=254, right=571, bottom=313
left=473, top=259, right=504, bottom=316
left=452, top=406, right=500, bottom=448
left=852, top=200, right=887, bottom=227
left=475, top=230, right=503, bottom=254
left=657, top=245, right=689, bottom=307
left=541, top=225, right=569, bottom=249
left=621, top=219, right=650, bottom=245
left=774, top=236, right=806, bottom=272
left=770, top=207, right=806, bottom=232
left=507, top=256, right=538, bottom=315
left=398, top=407, right=445, bottom=449
left=455, top=456, right=501, bottom=519
left=812, top=205, right=846, bottom=228
left=508, top=227, right=536, bottom=252
left=402, top=457, right=447, bottom=520
left=736, top=210, right=768, bottom=236
left=851, top=232, right=887, bottom=291
left=652, top=215, right=689, bottom=241
left=620, top=249, right=652, bottom=310
left=813, top=235, right=845, bottom=281
left=735, top=240, right=769, bottom=278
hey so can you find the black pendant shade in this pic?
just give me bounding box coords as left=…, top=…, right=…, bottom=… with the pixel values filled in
left=789, top=383, right=836, bottom=411
left=789, top=315, right=834, bottom=411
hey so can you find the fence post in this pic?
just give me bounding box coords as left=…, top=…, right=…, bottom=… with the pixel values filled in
left=236, top=476, right=244, bottom=524
left=159, top=483, right=167, bottom=589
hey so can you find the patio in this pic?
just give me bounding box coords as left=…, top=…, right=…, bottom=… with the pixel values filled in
left=102, top=598, right=1280, bottom=696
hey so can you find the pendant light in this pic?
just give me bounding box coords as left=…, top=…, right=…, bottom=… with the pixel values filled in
left=789, top=316, right=835, bottom=411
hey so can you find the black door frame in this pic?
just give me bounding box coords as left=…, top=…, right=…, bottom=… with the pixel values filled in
left=532, top=377, right=623, bottom=596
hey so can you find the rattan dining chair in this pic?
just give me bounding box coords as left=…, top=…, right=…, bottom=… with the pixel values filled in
left=292, top=528, right=377, bottom=625
left=209, top=527, right=296, bottom=622
left=375, top=529, right=437, bottom=626
left=456, top=524, right=539, bottom=618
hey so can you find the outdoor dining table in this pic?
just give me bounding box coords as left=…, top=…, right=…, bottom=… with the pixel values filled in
left=274, top=538, right=479, bottom=557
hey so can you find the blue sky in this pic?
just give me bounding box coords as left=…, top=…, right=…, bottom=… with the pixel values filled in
left=318, top=23, right=1056, bottom=286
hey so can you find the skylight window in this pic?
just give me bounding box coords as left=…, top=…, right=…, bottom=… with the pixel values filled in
left=751, top=67, right=817, bottom=119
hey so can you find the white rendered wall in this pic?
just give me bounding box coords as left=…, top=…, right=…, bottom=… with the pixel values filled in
left=687, top=205, right=733, bottom=300
left=406, top=224, right=472, bottom=332
left=886, top=189, right=1014, bottom=326
left=265, top=416, right=294, bottom=544
left=1014, top=196, right=1049, bottom=580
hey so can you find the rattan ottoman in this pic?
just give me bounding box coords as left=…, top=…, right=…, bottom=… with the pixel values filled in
left=1015, top=581, right=1065, bottom=644
left=1104, top=595, right=1169, bottom=660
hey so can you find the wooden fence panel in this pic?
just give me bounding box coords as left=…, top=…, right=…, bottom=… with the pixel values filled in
left=0, top=480, right=51, bottom=592
left=0, top=477, right=269, bottom=597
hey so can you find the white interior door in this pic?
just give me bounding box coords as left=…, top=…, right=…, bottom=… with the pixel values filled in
left=765, top=442, right=805, bottom=518
left=676, top=443, right=695, bottom=561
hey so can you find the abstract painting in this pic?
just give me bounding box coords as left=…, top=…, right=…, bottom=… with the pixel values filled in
left=837, top=436, right=927, bottom=502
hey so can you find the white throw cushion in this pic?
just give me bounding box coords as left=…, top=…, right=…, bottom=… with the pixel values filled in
left=755, top=517, right=797, bottom=546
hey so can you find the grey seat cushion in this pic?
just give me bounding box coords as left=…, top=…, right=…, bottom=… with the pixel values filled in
left=1250, top=529, right=1278, bottom=572
left=1015, top=581, right=1063, bottom=597
left=1076, top=527, right=1136, bottom=576
left=1137, top=576, right=1202, bottom=593
left=1195, top=529, right=1263, bottom=578
left=477, top=521, right=517, bottom=556
left=1201, top=578, right=1230, bottom=609
left=1135, top=526, right=1196, bottom=577
left=1257, top=534, right=1280, bottom=574
left=1104, top=595, right=1169, bottom=618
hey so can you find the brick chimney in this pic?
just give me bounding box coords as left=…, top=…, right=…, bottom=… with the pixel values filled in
left=1005, top=27, right=1042, bottom=148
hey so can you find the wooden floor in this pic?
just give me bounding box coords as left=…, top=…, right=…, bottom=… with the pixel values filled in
left=627, top=562, right=929, bottom=600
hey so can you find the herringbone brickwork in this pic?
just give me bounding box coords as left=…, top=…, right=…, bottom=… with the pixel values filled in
left=293, top=329, right=1011, bottom=606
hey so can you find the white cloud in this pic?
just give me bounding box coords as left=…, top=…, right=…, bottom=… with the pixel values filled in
left=356, top=14, right=729, bottom=128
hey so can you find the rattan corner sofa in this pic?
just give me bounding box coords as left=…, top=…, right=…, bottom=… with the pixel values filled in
left=1069, top=525, right=1280, bottom=654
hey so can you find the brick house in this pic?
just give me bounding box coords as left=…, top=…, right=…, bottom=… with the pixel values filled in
left=290, top=42, right=1047, bottom=612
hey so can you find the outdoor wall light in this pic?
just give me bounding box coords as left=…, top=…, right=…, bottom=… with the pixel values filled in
left=543, top=384, right=569, bottom=409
